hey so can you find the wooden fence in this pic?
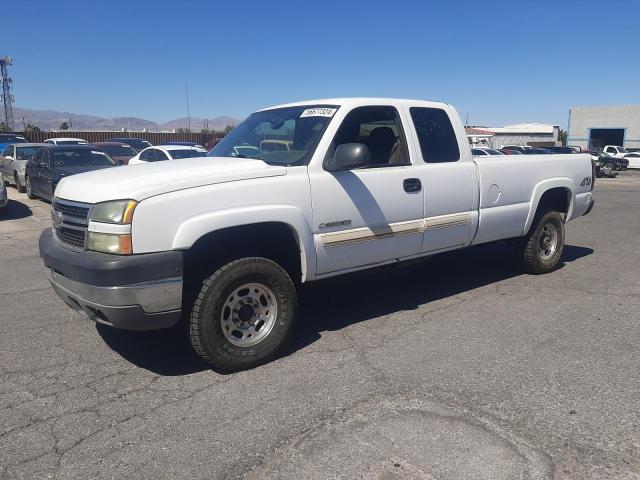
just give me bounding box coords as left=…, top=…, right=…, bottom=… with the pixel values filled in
left=16, top=130, right=226, bottom=146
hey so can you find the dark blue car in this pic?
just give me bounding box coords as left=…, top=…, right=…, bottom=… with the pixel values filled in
left=25, top=145, right=116, bottom=201
left=0, top=133, right=27, bottom=151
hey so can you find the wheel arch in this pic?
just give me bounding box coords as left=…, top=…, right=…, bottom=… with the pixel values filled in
left=174, top=205, right=315, bottom=283
left=523, top=179, right=574, bottom=235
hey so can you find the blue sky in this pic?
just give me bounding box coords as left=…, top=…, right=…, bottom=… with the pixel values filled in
left=3, top=0, right=639, bottom=127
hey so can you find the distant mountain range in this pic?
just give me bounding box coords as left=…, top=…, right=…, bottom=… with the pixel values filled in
left=13, top=107, right=239, bottom=132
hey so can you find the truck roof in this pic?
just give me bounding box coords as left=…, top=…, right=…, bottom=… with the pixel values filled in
left=260, top=98, right=450, bottom=111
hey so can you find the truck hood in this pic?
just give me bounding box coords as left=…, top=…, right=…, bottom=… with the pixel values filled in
left=54, top=156, right=287, bottom=204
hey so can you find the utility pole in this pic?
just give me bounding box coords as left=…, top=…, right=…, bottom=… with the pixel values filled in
left=0, top=56, right=15, bottom=131
left=465, top=112, right=469, bottom=127
left=185, top=81, right=191, bottom=132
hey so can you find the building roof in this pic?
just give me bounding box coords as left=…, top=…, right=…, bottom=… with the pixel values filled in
left=465, top=127, right=494, bottom=137
left=483, top=123, right=557, bottom=134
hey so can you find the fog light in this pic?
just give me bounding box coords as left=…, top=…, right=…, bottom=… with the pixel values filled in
left=87, top=232, right=132, bottom=255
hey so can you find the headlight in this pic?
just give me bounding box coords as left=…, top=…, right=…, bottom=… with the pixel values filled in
left=90, top=200, right=137, bottom=224
left=87, top=232, right=132, bottom=255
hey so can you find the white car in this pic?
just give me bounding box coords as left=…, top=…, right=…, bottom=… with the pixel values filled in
left=0, top=143, right=47, bottom=192
left=623, top=152, right=640, bottom=169
left=43, top=137, right=88, bottom=146
left=602, top=145, right=628, bottom=158
left=40, top=97, right=594, bottom=372
left=128, top=145, right=208, bottom=165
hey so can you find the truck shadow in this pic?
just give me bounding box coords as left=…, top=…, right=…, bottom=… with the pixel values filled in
left=286, top=243, right=593, bottom=357
left=96, top=243, right=592, bottom=376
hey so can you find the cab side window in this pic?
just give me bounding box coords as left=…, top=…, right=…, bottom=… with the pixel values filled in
left=410, top=107, right=460, bottom=163
left=325, top=106, right=410, bottom=168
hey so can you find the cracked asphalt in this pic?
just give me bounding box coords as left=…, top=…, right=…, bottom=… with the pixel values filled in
left=1, top=171, right=639, bottom=479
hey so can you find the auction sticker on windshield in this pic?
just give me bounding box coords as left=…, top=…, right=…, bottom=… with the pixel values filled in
left=300, top=108, right=337, bottom=118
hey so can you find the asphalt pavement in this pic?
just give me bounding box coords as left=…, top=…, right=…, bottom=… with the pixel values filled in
left=0, top=171, right=639, bottom=479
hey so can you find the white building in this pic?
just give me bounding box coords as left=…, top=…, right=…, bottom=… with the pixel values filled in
left=466, top=123, right=559, bottom=148
left=567, top=105, right=640, bottom=150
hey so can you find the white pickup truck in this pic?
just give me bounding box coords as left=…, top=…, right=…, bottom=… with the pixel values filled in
left=40, top=98, right=595, bottom=371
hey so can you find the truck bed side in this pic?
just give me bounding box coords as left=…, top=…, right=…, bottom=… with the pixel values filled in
left=472, top=153, right=593, bottom=245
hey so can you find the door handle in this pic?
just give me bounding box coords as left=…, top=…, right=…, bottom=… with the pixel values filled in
left=403, top=178, right=421, bottom=193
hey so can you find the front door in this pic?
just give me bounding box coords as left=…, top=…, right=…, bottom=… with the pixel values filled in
left=309, top=105, right=424, bottom=275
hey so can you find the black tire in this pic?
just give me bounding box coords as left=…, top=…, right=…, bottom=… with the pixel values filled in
left=516, top=210, right=565, bottom=274
left=14, top=173, right=25, bottom=193
left=188, top=257, right=297, bottom=372
left=25, top=175, right=36, bottom=199
left=605, top=162, right=616, bottom=174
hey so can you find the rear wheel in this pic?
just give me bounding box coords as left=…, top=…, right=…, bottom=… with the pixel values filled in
left=14, top=172, right=25, bottom=193
left=516, top=210, right=565, bottom=274
left=25, top=175, right=36, bottom=199
left=604, top=162, right=616, bottom=175
left=188, top=257, right=297, bottom=372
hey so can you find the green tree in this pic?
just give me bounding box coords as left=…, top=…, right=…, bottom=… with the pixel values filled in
left=0, top=122, right=7, bottom=132
left=558, top=129, right=567, bottom=146
left=24, top=124, right=42, bottom=133
left=223, top=125, right=234, bottom=135
left=59, top=121, right=70, bottom=130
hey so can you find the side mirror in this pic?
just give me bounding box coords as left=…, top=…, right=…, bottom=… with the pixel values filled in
left=324, top=143, right=371, bottom=172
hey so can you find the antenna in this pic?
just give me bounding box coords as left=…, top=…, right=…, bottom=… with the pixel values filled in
left=0, top=56, right=15, bottom=131
left=185, top=81, right=191, bottom=132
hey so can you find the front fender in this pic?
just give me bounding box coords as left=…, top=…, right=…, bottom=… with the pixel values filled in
left=171, top=204, right=316, bottom=282
left=522, top=178, right=575, bottom=235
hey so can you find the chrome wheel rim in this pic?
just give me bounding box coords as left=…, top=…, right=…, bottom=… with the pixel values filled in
left=220, top=282, right=278, bottom=347
left=538, top=223, right=558, bottom=260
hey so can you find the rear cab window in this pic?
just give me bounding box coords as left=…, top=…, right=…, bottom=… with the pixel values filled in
left=409, top=107, right=460, bottom=163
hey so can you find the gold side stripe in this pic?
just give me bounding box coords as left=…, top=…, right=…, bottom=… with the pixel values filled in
left=320, top=212, right=471, bottom=247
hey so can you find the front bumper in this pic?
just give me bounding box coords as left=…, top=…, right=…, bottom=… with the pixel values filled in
left=40, top=228, right=183, bottom=330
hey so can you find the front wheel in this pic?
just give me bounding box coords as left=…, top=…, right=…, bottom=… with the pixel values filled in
left=25, top=176, right=36, bottom=199
left=516, top=210, right=565, bottom=274
left=188, top=257, right=297, bottom=372
left=14, top=173, right=25, bottom=193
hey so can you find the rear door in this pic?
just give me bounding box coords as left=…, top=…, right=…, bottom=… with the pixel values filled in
left=406, top=105, right=478, bottom=253
left=309, top=105, right=424, bottom=275
left=38, top=150, right=54, bottom=199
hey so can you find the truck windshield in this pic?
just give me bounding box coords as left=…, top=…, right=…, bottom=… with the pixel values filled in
left=208, top=105, right=338, bottom=166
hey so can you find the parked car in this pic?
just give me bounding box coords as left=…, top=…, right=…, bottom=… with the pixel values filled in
left=43, top=138, right=88, bottom=146
left=91, top=142, right=137, bottom=165
left=40, top=98, right=595, bottom=371
left=597, top=153, right=628, bottom=174
left=160, top=141, right=205, bottom=149
left=623, top=152, right=640, bottom=169
left=1, top=143, right=46, bottom=192
left=499, top=148, right=523, bottom=155
left=0, top=133, right=27, bottom=151
left=602, top=145, right=628, bottom=158
left=0, top=177, right=7, bottom=214
left=471, top=148, right=504, bottom=156
left=25, top=145, right=116, bottom=201
left=105, top=137, right=153, bottom=153
left=543, top=146, right=576, bottom=154
left=501, top=145, right=531, bottom=153
left=527, top=148, right=555, bottom=155
left=128, top=145, right=208, bottom=165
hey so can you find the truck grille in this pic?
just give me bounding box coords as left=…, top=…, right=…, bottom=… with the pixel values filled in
left=52, top=201, right=90, bottom=220
left=55, top=226, right=86, bottom=248
left=51, top=198, right=91, bottom=250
